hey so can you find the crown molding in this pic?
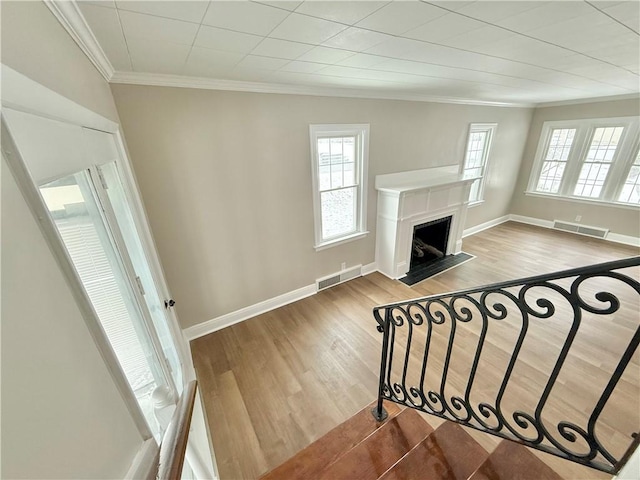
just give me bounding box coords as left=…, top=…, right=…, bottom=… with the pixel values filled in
left=44, top=0, right=635, bottom=110
left=44, top=0, right=114, bottom=82
left=536, top=92, right=640, bottom=108
left=109, top=71, right=535, bottom=108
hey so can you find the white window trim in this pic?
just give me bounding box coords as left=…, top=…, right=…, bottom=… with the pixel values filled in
left=620, top=138, right=640, bottom=203
left=461, top=123, right=497, bottom=205
left=310, top=124, right=369, bottom=250
left=526, top=116, right=640, bottom=207
left=468, top=199, right=485, bottom=208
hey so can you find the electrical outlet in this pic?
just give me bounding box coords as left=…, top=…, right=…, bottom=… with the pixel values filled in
left=341, top=262, right=346, bottom=271
left=575, top=215, right=582, bottom=222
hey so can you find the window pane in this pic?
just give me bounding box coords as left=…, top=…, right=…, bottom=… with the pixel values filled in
left=574, top=164, right=609, bottom=198
left=548, top=129, right=574, bottom=160
left=618, top=149, right=640, bottom=204
left=536, top=161, right=566, bottom=193
left=330, top=138, right=343, bottom=164
left=319, top=165, right=331, bottom=191
left=331, top=163, right=343, bottom=189
left=342, top=136, right=356, bottom=187
left=40, top=171, right=167, bottom=436
left=584, top=126, right=623, bottom=164
left=464, top=131, right=487, bottom=172
left=319, top=136, right=359, bottom=191
left=343, top=137, right=355, bottom=163
left=573, top=126, right=624, bottom=198
left=318, top=138, right=330, bottom=166
left=321, top=187, right=356, bottom=239
left=536, top=128, right=575, bottom=193
left=343, top=161, right=355, bottom=186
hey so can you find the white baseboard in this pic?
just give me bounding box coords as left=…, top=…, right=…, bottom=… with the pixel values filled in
left=463, top=215, right=510, bottom=238
left=362, top=261, right=378, bottom=275
left=184, top=283, right=317, bottom=341
left=508, top=214, right=554, bottom=229
left=184, top=262, right=378, bottom=341
left=509, top=214, right=640, bottom=247
left=606, top=232, right=640, bottom=247
left=125, top=439, right=159, bottom=480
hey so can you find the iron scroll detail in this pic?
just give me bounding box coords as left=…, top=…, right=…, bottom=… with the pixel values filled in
left=371, top=256, right=640, bottom=474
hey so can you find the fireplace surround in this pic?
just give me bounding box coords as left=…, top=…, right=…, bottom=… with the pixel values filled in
left=374, top=166, right=477, bottom=279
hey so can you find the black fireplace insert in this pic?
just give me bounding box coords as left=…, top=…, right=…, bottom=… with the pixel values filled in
left=409, top=216, right=452, bottom=271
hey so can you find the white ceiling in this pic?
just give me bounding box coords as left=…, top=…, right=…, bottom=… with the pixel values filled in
left=76, top=0, right=640, bottom=105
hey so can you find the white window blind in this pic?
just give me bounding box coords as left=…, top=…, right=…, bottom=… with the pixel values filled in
left=40, top=171, right=167, bottom=435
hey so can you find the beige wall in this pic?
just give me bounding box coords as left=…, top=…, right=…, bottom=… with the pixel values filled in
left=1, top=1, right=119, bottom=122
left=111, top=84, right=532, bottom=328
left=510, top=98, right=640, bottom=237
left=1, top=2, right=143, bottom=478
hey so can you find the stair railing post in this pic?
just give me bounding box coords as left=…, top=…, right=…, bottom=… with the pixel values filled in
left=372, top=308, right=390, bottom=422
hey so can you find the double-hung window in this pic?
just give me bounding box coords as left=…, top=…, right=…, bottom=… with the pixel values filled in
left=310, top=124, right=369, bottom=249
left=527, top=117, right=640, bottom=206
left=619, top=148, right=640, bottom=204
left=535, top=127, right=576, bottom=194
left=462, top=123, right=496, bottom=204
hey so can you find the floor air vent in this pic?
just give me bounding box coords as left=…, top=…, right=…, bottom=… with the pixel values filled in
left=316, top=265, right=362, bottom=291
left=553, top=220, right=608, bottom=239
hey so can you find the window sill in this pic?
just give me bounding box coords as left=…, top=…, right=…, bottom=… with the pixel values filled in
left=524, top=191, right=640, bottom=211
left=314, top=231, right=369, bottom=251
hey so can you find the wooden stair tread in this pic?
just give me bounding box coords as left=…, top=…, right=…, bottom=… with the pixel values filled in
left=470, top=440, right=563, bottom=480
left=380, top=421, right=489, bottom=480
left=317, top=408, right=434, bottom=480
left=262, top=403, right=567, bottom=480
left=259, top=401, right=402, bottom=480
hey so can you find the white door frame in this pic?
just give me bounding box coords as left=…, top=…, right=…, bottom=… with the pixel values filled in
left=1, top=64, right=196, bottom=426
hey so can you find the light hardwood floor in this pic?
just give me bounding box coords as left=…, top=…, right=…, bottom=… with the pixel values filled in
left=191, top=222, right=640, bottom=480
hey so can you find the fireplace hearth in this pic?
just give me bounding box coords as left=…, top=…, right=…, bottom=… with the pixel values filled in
left=401, top=214, right=473, bottom=286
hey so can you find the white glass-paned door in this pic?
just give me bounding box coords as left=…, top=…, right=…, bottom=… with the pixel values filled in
left=99, top=162, right=183, bottom=391
left=40, top=170, right=168, bottom=435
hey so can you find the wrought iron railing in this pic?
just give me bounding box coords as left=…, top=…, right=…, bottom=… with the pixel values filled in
left=372, top=257, right=640, bottom=474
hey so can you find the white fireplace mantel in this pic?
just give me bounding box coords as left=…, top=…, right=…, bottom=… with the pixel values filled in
left=374, top=166, right=478, bottom=279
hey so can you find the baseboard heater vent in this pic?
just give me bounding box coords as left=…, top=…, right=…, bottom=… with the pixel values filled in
left=553, top=220, right=609, bottom=239
left=316, top=265, right=362, bottom=291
